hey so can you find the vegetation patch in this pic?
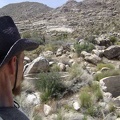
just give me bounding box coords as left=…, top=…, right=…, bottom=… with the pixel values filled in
left=74, top=42, right=95, bottom=57
left=94, top=69, right=120, bottom=81
left=96, top=63, right=115, bottom=71
left=35, top=72, right=66, bottom=103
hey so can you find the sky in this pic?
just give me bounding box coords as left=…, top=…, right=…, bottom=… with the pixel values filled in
left=0, top=0, right=83, bottom=8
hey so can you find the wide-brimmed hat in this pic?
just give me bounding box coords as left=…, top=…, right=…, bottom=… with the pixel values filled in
left=0, top=16, right=40, bottom=67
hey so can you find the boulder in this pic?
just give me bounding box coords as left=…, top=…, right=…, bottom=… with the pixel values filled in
left=24, top=56, right=49, bottom=75
left=100, top=75, right=120, bottom=98
left=84, top=54, right=102, bottom=65
left=56, top=46, right=63, bottom=57
left=81, top=51, right=91, bottom=58
left=58, top=62, right=66, bottom=71
left=103, top=45, right=120, bottom=59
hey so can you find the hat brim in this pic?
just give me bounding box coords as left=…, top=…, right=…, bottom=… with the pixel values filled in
left=0, top=38, right=40, bottom=67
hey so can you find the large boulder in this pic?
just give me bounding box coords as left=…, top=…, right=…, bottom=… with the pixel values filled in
left=100, top=75, right=120, bottom=98
left=84, top=54, right=102, bottom=65
left=24, top=56, right=49, bottom=75
left=103, top=45, right=120, bottom=59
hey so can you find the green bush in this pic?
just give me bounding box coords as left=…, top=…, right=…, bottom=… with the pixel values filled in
left=79, top=83, right=103, bottom=117
left=94, top=69, right=120, bottom=81
left=91, top=83, right=103, bottom=101
left=80, top=91, right=92, bottom=108
left=96, top=63, right=115, bottom=71
left=50, top=64, right=60, bottom=72
left=109, top=36, right=117, bottom=44
left=35, top=72, right=66, bottom=102
left=74, top=42, right=95, bottom=57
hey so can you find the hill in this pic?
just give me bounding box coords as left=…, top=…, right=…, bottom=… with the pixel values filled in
left=0, top=2, right=53, bottom=21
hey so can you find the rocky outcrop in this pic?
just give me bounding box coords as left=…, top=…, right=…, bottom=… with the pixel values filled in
left=103, top=45, right=120, bottom=59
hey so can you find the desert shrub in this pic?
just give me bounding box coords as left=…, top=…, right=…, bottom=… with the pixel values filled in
left=87, top=106, right=97, bottom=116
left=35, top=72, right=66, bottom=102
left=50, top=64, right=60, bottom=72
left=80, top=91, right=92, bottom=108
left=79, top=83, right=103, bottom=117
left=96, top=63, right=115, bottom=71
left=109, top=36, right=117, bottom=44
left=74, top=42, right=95, bottom=57
left=57, top=110, right=65, bottom=120
left=115, top=41, right=120, bottom=45
left=94, top=69, right=120, bottom=81
left=68, top=63, right=83, bottom=79
left=91, top=83, right=103, bottom=101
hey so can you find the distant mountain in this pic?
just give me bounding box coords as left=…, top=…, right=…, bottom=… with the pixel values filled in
left=0, top=0, right=119, bottom=39
left=0, top=2, right=53, bottom=21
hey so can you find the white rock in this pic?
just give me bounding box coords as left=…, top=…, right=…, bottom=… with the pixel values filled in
left=73, top=101, right=80, bottom=111
left=26, top=92, right=40, bottom=105
left=44, top=104, right=52, bottom=116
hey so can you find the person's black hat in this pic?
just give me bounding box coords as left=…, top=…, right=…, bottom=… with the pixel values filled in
left=0, top=16, right=40, bottom=67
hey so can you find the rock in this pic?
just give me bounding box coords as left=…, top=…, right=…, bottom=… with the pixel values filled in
left=58, top=62, right=66, bottom=71
left=81, top=51, right=91, bottom=58
left=44, top=104, right=52, bottom=116
left=56, top=46, right=63, bottom=57
left=85, top=54, right=102, bottom=65
left=26, top=92, right=40, bottom=105
left=24, top=56, right=49, bottom=75
left=92, top=49, right=104, bottom=57
left=103, top=92, right=112, bottom=103
left=95, top=35, right=111, bottom=47
left=100, top=76, right=120, bottom=97
left=24, top=56, right=31, bottom=63
left=49, top=61, right=55, bottom=66
left=73, top=101, right=80, bottom=111
left=103, top=45, right=120, bottom=59
left=113, top=96, right=120, bottom=107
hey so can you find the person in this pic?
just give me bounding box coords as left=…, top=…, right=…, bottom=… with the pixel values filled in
left=0, top=16, right=41, bottom=120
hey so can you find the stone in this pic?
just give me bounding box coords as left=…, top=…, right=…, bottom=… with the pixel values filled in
left=103, top=92, right=112, bottom=103
left=44, top=104, right=52, bottom=116
left=73, top=101, right=80, bottom=111
left=58, top=62, right=66, bottom=71
left=56, top=46, right=63, bottom=57
left=24, top=56, right=49, bottom=75
left=85, top=54, right=101, bottom=65
left=103, top=45, right=120, bottom=59
left=100, top=76, right=120, bottom=97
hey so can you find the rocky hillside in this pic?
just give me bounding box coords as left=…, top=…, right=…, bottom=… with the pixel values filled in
left=0, top=2, right=53, bottom=21
left=0, top=0, right=119, bottom=39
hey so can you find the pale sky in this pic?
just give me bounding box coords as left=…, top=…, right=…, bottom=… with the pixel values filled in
left=0, top=0, right=83, bottom=8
